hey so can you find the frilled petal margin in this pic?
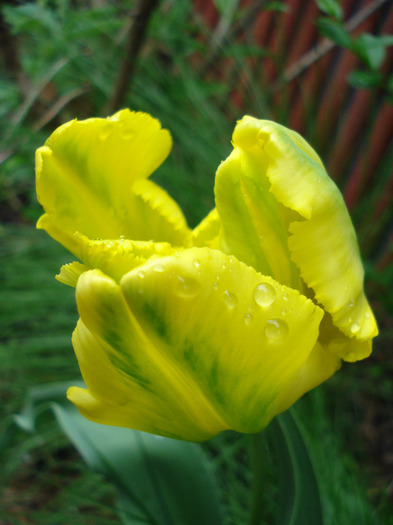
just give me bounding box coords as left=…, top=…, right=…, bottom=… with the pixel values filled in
left=68, top=247, right=327, bottom=441
left=36, top=110, right=190, bottom=261
left=228, top=117, right=378, bottom=351
left=56, top=234, right=175, bottom=286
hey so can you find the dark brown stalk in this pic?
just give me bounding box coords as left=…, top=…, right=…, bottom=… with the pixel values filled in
left=105, top=0, right=160, bottom=114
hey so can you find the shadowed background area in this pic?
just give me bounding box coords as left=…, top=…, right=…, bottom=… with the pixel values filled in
left=1, top=0, right=392, bottom=523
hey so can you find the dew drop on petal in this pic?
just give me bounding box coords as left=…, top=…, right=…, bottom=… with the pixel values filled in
left=350, top=322, right=360, bottom=334
left=175, top=276, right=199, bottom=298
left=254, top=283, right=276, bottom=307
left=153, top=264, right=165, bottom=273
left=136, top=270, right=145, bottom=294
left=121, top=128, right=135, bottom=140
left=193, top=259, right=200, bottom=268
left=244, top=313, right=253, bottom=325
left=99, top=123, right=112, bottom=141
left=213, top=282, right=219, bottom=290
left=223, top=290, right=238, bottom=308
left=264, top=319, right=288, bottom=342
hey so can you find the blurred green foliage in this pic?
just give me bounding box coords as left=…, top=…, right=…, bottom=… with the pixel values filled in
left=317, top=0, right=393, bottom=93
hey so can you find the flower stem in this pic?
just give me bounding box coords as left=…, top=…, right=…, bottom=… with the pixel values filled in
left=249, top=431, right=265, bottom=525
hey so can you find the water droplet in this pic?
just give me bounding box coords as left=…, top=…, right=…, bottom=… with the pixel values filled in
left=121, top=127, right=135, bottom=140
left=365, top=312, right=370, bottom=319
left=281, top=308, right=287, bottom=315
left=153, top=264, right=165, bottom=273
left=348, top=300, right=354, bottom=308
left=264, top=319, right=288, bottom=342
left=254, top=283, right=276, bottom=307
left=119, top=235, right=125, bottom=241
left=244, top=313, right=253, bottom=325
left=99, top=124, right=112, bottom=141
left=175, top=276, right=199, bottom=298
left=223, top=290, right=238, bottom=308
left=221, top=263, right=226, bottom=270
left=137, top=270, right=145, bottom=279
left=213, top=282, right=219, bottom=290
left=350, top=322, right=360, bottom=334
left=193, top=259, right=200, bottom=268
left=216, top=273, right=221, bottom=280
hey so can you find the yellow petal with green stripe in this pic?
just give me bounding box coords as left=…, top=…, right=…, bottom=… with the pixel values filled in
left=68, top=250, right=323, bottom=440
left=224, top=116, right=378, bottom=347
left=36, top=110, right=190, bottom=261
left=70, top=269, right=227, bottom=441
left=215, top=140, right=301, bottom=289
left=120, top=247, right=323, bottom=436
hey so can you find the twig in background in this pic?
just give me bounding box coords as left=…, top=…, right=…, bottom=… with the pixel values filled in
left=273, top=0, right=388, bottom=91
left=9, top=58, right=69, bottom=130
left=105, top=0, right=160, bottom=114
left=32, top=87, right=88, bottom=131
left=199, top=0, right=268, bottom=75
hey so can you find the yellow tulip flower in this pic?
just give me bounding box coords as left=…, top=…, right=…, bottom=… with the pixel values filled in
left=36, top=109, right=378, bottom=441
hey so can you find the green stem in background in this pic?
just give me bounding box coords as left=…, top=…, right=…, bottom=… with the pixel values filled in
left=249, top=431, right=266, bottom=525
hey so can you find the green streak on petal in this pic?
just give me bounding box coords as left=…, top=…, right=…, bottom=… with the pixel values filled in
left=36, top=110, right=190, bottom=263
left=72, top=269, right=228, bottom=441
left=214, top=139, right=301, bottom=288
left=121, top=247, right=323, bottom=434
left=230, top=116, right=378, bottom=348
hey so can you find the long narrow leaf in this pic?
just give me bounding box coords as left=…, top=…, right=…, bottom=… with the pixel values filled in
left=267, top=410, right=324, bottom=525
left=4, top=383, right=223, bottom=525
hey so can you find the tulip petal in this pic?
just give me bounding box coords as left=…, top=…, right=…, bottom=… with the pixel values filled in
left=74, top=233, right=175, bottom=282
left=191, top=208, right=221, bottom=248
left=215, top=147, right=301, bottom=288
left=121, top=247, right=324, bottom=435
left=319, top=312, right=372, bottom=362
left=36, top=110, right=189, bottom=260
left=56, top=237, right=175, bottom=286
left=272, top=341, right=341, bottom=415
left=71, top=269, right=228, bottom=441
left=229, top=117, right=378, bottom=345
left=56, top=261, right=88, bottom=287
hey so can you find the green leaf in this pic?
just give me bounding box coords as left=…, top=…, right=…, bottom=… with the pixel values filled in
left=316, top=0, right=343, bottom=20
left=352, top=33, right=392, bottom=70
left=265, top=2, right=290, bottom=13
left=317, top=18, right=351, bottom=48
left=348, top=69, right=382, bottom=89
left=5, top=383, right=224, bottom=525
left=266, top=410, right=324, bottom=525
